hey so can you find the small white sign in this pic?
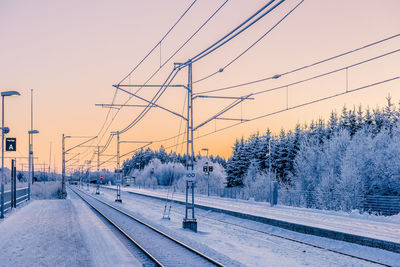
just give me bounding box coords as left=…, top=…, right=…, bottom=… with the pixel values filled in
left=184, top=170, right=196, bottom=182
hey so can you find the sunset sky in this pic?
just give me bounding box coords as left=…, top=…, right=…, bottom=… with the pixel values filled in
left=0, top=0, right=399, bottom=173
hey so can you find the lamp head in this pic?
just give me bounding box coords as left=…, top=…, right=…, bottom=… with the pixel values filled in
left=1, top=91, right=20, bottom=97
left=2, top=127, right=10, bottom=134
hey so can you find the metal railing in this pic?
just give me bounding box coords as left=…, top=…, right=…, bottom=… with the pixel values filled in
left=278, top=189, right=400, bottom=216
left=122, top=183, right=400, bottom=216
left=0, top=187, right=29, bottom=213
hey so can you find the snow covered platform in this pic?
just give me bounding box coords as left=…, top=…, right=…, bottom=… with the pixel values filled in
left=0, top=190, right=141, bottom=267
left=105, top=185, right=400, bottom=253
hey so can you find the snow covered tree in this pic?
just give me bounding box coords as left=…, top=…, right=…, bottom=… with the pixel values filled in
left=315, top=130, right=350, bottom=210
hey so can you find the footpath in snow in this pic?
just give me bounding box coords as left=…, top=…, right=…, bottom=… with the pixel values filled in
left=107, top=185, right=400, bottom=246
left=0, top=189, right=141, bottom=267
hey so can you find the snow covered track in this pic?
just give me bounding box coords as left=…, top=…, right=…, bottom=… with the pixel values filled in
left=70, top=186, right=225, bottom=267
left=103, top=186, right=400, bottom=254
left=198, top=214, right=393, bottom=267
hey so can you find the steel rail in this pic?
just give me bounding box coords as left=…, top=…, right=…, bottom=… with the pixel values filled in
left=196, top=214, right=391, bottom=267
left=99, top=186, right=392, bottom=267
left=69, top=186, right=163, bottom=266
left=70, top=186, right=225, bottom=267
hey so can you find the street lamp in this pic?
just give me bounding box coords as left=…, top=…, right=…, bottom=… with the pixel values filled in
left=28, top=130, right=39, bottom=200
left=1, top=90, right=20, bottom=219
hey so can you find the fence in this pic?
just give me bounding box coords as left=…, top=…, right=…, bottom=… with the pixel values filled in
left=129, top=183, right=400, bottom=216
left=0, top=187, right=29, bottom=214
left=278, top=189, right=400, bottom=216
left=0, top=158, right=31, bottom=218
left=134, top=184, right=255, bottom=200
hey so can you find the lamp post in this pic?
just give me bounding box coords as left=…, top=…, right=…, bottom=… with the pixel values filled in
left=61, top=134, right=70, bottom=198
left=28, top=130, right=39, bottom=200
left=1, top=90, right=20, bottom=219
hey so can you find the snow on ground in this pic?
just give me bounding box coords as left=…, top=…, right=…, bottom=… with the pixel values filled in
left=68, top=188, right=142, bottom=267
left=0, top=191, right=141, bottom=267
left=95, top=186, right=400, bottom=267
left=109, top=185, right=400, bottom=244
left=3, top=182, right=28, bottom=190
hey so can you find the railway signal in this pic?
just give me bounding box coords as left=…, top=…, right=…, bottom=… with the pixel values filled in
left=203, top=163, right=213, bottom=197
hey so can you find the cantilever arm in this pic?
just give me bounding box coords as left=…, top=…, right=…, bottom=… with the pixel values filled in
left=65, top=153, right=80, bottom=163
left=194, top=94, right=253, bottom=131
left=65, top=136, right=97, bottom=153
left=113, top=85, right=187, bottom=121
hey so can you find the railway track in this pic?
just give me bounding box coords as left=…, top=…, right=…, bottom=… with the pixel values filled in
left=69, top=186, right=225, bottom=267
left=99, top=186, right=394, bottom=267
left=196, top=214, right=393, bottom=267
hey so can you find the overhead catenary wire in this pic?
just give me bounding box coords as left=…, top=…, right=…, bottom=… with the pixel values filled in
left=195, top=33, right=400, bottom=95
left=117, top=68, right=181, bottom=134
left=89, top=0, right=199, bottom=158
left=88, top=2, right=398, bottom=170
left=92, top=0, right=230, bottom=158
left=142, top=49, right=400, bottom=151
left=163, top=76, right=400, bottom=151
left=97, top=0, right=302, bottom=161
left=113, top=0, right=289, bottom=142
left=188, top=0, right=286, bottom=65
left=193, top=0, right=304, bottom=84
left=99, top=0, right=332, bottom=160
left=251, top=49, right=400, bottom=96
left=117, top=0, right=198, bottom=85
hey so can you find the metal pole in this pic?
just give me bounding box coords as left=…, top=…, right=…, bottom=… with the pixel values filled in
left=269, top=138, right=274, bottom=206
left=182, top=61, right=197, bottom=231
left=97, top=146, right=100, bottom=172
left=117, top=131, right=120, bottom=177
left=13, top=159, right=16, bottom=208
left=62, top=134, right=66, bottom=198
left=1, top=96, right=4, bottom=218
left=115, top=131, right=122, bottom=202
left=207, top=161, right=210, bottom=197
left=31, top=89, right=33, bottom=137
left=28, top=133, right=31, bottom=200
left=189, top=63, right=195, bottom=221
left=269, top=138, right=271, bottom=175
left=205, top=149, right=209, bottom=197
left=48, top=142, right=51, bottom=178
left=11, top=159, right=15, bottom=208
left=31, top=89, right=35, bottom=185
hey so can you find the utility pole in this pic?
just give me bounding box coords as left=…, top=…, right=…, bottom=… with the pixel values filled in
left=182, top=61, right=197, bottom=231
left=62, top=134, right=66, bottom=198
left=28, top=89, right=39, bottom=196
left=97, top=146, right=100, bottom=172
left=30, top=89, right=35, bottom=186
left=48, top=142, right=52, bottom=180
left=115, top=131, right=122, bottom=202
left=116, top=132, right=120, bottom=173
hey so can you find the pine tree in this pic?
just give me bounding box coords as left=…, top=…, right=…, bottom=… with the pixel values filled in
left=339, top=106, right=350, bottom=131
left=226, top=139, right=243, bottom=187
left=348, top=107, right=357, bottom=136
left=327, top=111, right=338, bottom=138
